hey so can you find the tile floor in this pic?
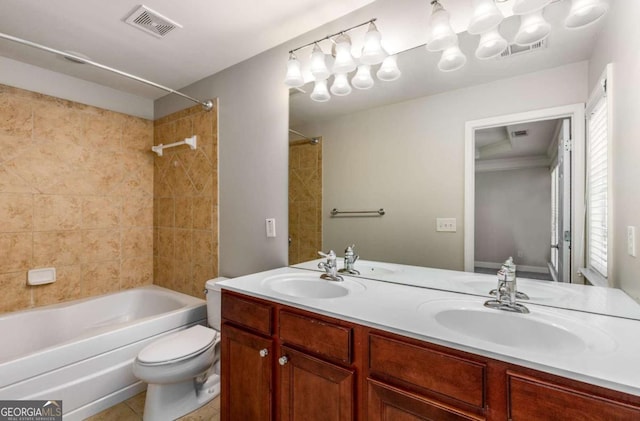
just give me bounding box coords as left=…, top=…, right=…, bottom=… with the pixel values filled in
left=85, top=392, right=220, bottom=421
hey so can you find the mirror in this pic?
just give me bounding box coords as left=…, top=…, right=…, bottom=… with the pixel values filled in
left=289, top=1, right=640, bottom=319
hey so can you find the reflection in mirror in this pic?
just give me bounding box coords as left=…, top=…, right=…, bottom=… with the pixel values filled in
left=289, top=0, right=640, bottom=319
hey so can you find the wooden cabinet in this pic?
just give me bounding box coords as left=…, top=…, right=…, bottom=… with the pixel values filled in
left=220, top=323, right=273, bottom=421
left=279, top=346, right=355, bottom=421
left=221, top=290, right=640, bottom=421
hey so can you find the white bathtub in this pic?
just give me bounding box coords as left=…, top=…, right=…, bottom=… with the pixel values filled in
left=0, top=285, right=207, bottom=420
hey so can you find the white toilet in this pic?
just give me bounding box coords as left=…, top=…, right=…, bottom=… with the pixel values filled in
left=133, top=278, right=225, bottom=421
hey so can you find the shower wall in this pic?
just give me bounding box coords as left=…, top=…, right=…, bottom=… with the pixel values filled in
left=0, top=84, right=154, bottom=314
left=153, top=102, right=219, bottom=296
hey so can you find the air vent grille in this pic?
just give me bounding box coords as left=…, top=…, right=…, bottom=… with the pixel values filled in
left=499, top=39, right=547, bottom=59
left=124, top=5, right=182, bottom=39
left=511, top=130, right=529, bottom=137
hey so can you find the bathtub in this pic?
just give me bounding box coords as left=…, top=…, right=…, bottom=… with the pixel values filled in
left=0, top=285, right=207, bottom=420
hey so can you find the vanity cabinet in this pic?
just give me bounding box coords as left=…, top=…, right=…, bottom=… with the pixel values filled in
left=221, top=290, right=640, bottom=421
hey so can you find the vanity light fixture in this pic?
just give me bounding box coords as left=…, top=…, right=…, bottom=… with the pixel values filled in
left=512, top=0, right=553, bottom=15
left=475, top=28, right=508, bottom=59
left=284, top=52, right=304, bottom=88
left=426, top=0, right=458, bottom=52
left=468, top=0, right=504, bottom=35
left=514, top=10, right=551, bottom=46
left=565, top=0, right=609, bottom=29
left=285, top=18, right=400, bottom=102
left=438, top=44, right=467, bottom=72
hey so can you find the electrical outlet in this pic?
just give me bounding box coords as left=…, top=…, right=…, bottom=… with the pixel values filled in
left=266, top=218, right=276, bottom=238
left=628, top=226, right=636, bottom=257
left=436, top=218, right=456, bottom=232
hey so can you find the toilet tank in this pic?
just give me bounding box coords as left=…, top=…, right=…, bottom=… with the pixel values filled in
left=205, top=277, right=227, bottom=330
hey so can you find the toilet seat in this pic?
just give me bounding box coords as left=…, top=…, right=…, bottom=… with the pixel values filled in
left=137, top=325, right=218, bottom=366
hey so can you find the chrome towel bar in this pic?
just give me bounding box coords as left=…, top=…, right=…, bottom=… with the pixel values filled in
left=330, top=208, right=385, bottom=216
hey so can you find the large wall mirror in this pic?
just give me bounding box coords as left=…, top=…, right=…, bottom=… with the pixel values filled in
left=289, top=0, right=640, bottom=319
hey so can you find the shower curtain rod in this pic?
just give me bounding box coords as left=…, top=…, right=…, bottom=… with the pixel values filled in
left=289, top=129, right=319, bottom=144
left=0, top=32, right=213, bottom=111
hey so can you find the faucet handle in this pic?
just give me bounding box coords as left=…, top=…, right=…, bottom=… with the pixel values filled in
left=318, top=250, right=336, bottom=259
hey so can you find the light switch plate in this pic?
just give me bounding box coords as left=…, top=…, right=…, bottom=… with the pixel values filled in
left=266, top=218, right=276, bottom=238
left=436, top=218, right=457, bottom=232
left=628, top=226, right=636, bottom=257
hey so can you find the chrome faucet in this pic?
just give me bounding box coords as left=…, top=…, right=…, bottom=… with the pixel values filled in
left=338, top=244, right=360, bottom=275
left=317, top=250, right=344, bottom=282
left=488, top=256, right=530, bottom=300
left=484, top=257, right=529, bottom=313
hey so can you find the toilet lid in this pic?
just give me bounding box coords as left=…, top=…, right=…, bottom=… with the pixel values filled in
left=138, top=325, right=218, bottom=364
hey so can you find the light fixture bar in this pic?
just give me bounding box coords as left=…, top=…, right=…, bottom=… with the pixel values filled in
left=0, top=31, right=213, bottom=111
left=289, top=18, right=377, bottom=54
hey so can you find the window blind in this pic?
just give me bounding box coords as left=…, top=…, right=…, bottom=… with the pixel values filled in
left=586, top=92, right=608, bottom=279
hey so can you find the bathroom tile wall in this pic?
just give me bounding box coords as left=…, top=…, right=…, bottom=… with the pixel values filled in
left=0, top=84, right=154, bottom=314
left=153, top=102, right=218, bottom=297
left=288, top=139, right=322, bottom=265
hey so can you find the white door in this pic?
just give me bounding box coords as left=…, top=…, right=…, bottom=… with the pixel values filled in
left=550, top=119, right=572, bottom=283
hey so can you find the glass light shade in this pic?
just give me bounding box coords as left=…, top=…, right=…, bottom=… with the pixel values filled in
left=330, top=73, right=352, bottom=96
left=468, top=0, right=504, bottom=34
left=310, top=44, right=330, bottom=81
left=284, top=55, right=304, bottom=88
left=512, top=0, right=552, bottom=15
left=310, top=79, right=330, bottom=102
left=475, top=28, right=508, bottom=59
left=352, top=65, right=375, bottom=90
left=332, top=34, right=357, bottom=73
left=565, top=0, right=609, bottom=29
left=438, top=45, right=467, bottom=72
left=514, top=10, right=551, bottom=46
left=360, top=22, right=387, bottom=65
left=376, top=55, right=401, bottom=81
left=426, top=2, right=458, bottom=52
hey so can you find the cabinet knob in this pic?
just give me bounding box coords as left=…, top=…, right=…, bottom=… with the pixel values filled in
left=259, top=348, right=269, bottom=358
left=278, top=356, right=289, bottom=366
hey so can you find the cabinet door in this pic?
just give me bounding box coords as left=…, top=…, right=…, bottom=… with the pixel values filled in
left=279, top=346, right=355, bottom=421
left=221, top=323, right=273, bottom=421
left=367, top=379, right=483, bottom=421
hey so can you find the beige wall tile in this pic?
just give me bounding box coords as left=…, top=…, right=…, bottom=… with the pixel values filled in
left=123, top=117, right=153, bottom=151
left=121, top=257, right=153, bottom=289
left=0, top=166, right=36, bottom=194
left=34, top=195, right=81, bottom=231
left=193, top=197, right=212, bottom=229
left=157, top=228, right=174, bottom=258
left=122, top=196, right=153, bottom=228
left=83, top=113, right=123, bottom=149
left=82, top=196, right=120, bottom=229
left=0, top=96, right=32, bottom=137
left=175, top=229, right=193, bottom=262
left=33, top=231, right=82, bottom=266
left=33, top=265, right=82, bottom=306
left=0, top=132, right=34, bottom=165
left=175, top=197, right=193, bottom=229
left=0, top=272, right=30, bottom=313
left=81, top=229, right=121, bottom=262
left=153, top=257, right=172, bottom=289
left=122, top=228, right=153, bottom=259
left=155, top=197, right=174, bottom=227
left=0, top=232, right=32, bottom=273
left=33, top=102, right=83, bottom=144
left=0, top=193, right=33, bottom=232
left=81, top=260, right=120, bottom=297
left=193, top=230, right=214, bottom=262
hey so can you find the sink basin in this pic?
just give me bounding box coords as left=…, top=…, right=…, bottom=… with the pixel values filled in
left=262, top=273, right=366, bottom=299
left=355, top=262, right=401, bottom=277
left=418, top=298, right=616, bottom=355
left=459, top=278, right=573, bottom=302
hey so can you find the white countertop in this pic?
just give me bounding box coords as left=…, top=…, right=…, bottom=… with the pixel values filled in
left=218, top=266, right=640, bottom=397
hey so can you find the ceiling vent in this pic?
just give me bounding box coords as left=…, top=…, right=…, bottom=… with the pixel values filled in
left=124, top=5, right=182, bottom=39
left=511, top=130, right=529, bottom=137
left=499, top=39, right=547, bottom=59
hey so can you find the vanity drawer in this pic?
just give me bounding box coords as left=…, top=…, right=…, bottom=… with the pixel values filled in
left=368, top=334, right=486, bottom=409
left=279, top=310, right=352, bottom=364
left=508, top=372, right=640, bottom=420
left=222, top=292, right=273, bottom=336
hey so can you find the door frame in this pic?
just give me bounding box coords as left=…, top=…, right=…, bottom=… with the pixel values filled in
left=464, top=104, right=585, bottom=283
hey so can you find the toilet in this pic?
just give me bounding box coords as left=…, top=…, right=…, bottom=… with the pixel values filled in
left=133, top=278, right=225, bottom=421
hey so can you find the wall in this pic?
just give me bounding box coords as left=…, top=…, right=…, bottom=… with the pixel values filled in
left=475, top=168, right=551, bottom=268
left=0, top=84, right=154, bottom=314
left=155, top=46, right=289, bottom=278
left=0, top=57, right=153, bottom=119
left=153, top=103, right=219, bottom=296
left=289, top=139, right=322, bottom=265
left=588, top=1, right=640, bottom=300
left=294, top=62, right=587, bottom=269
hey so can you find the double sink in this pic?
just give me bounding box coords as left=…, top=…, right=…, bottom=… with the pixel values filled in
left=261, top=271, right=617, bottom=357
